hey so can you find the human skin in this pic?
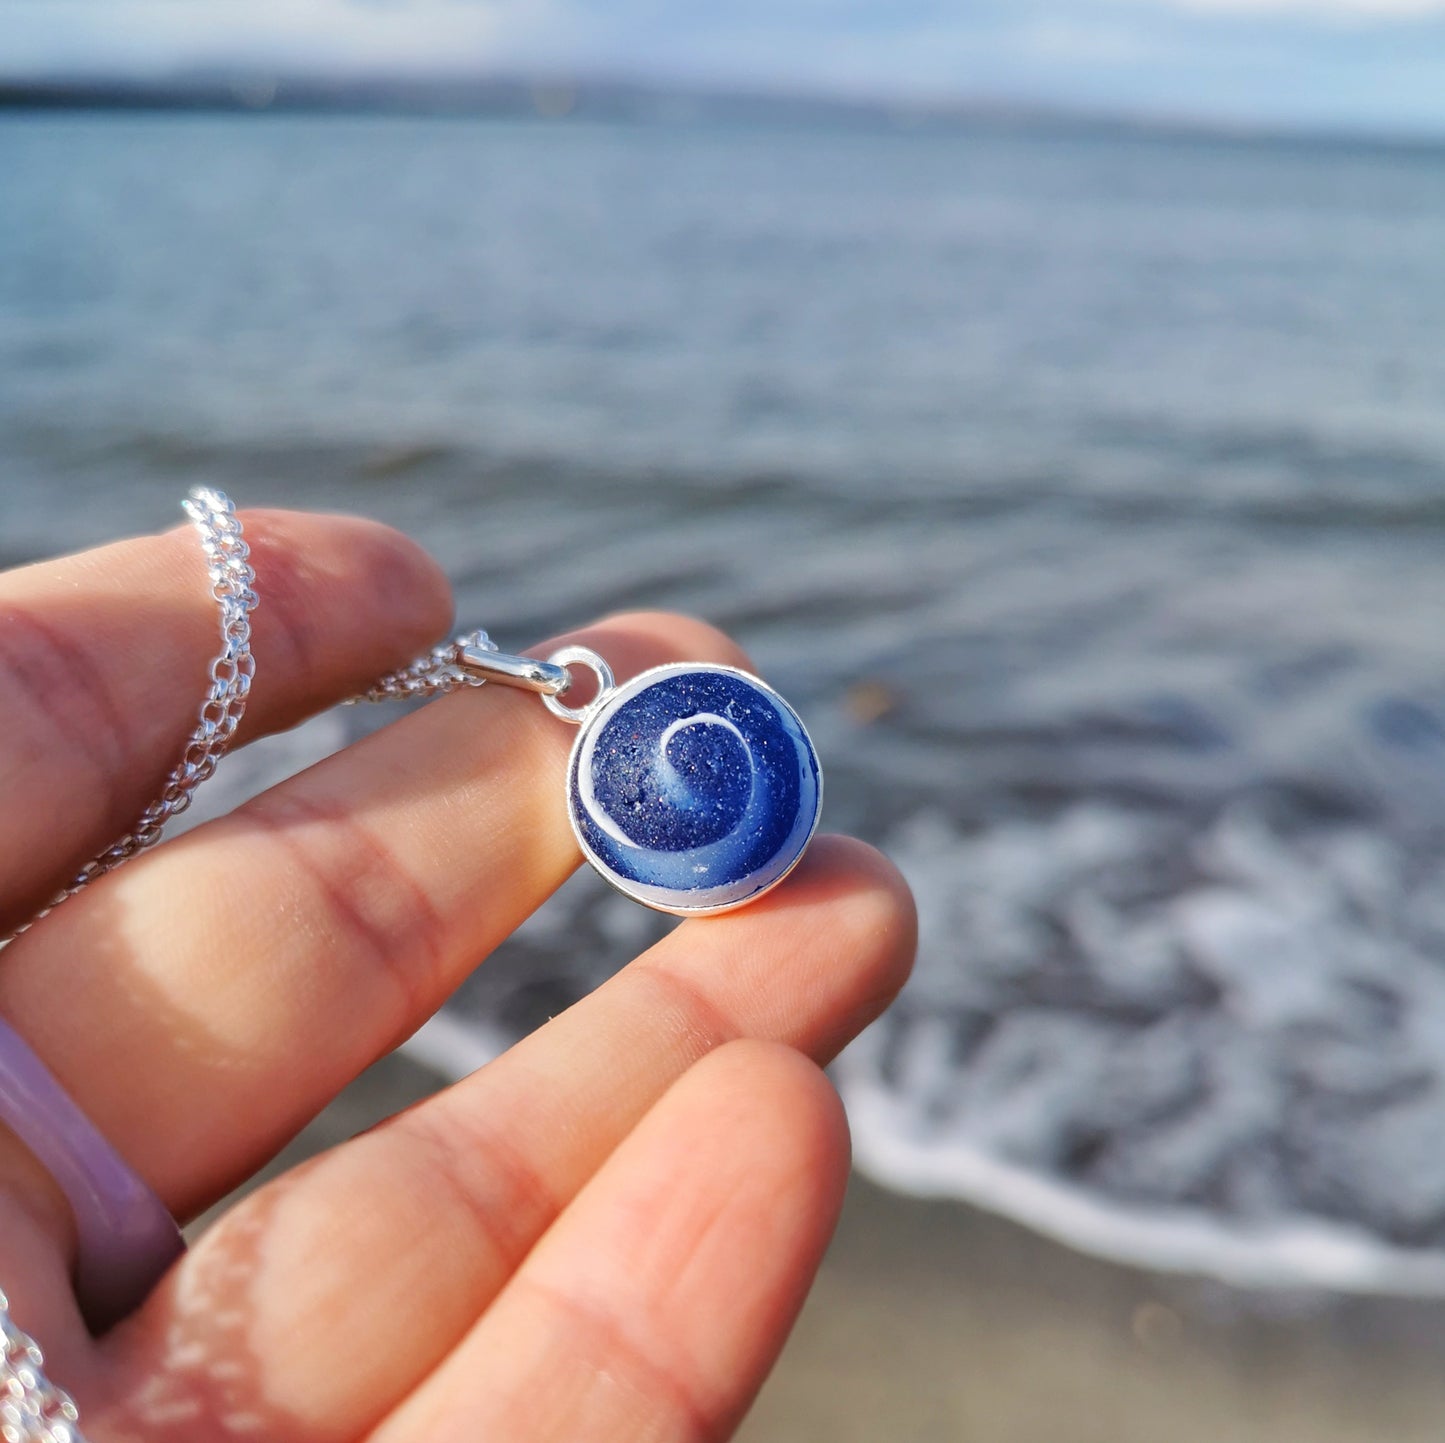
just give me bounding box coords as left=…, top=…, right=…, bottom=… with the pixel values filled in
left=0, top=509, right=916, bottom=1443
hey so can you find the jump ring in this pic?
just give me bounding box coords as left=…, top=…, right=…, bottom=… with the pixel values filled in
left=541, top=647, right=616, bottom=725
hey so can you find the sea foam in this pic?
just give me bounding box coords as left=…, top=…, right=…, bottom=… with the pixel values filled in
left=834, top=805, right=1445, bottom=1293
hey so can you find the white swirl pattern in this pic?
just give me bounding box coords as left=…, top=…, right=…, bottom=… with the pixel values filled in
left=567, top=663, right=822, bottom=914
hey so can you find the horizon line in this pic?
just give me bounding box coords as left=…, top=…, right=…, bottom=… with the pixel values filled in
left=2, top=69, right=1444, bottom=151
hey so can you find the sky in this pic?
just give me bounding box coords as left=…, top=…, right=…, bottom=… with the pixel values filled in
left=5, top=0, right=1445, bottom=136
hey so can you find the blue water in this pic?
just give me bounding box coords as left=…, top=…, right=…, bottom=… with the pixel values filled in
left=7, top=113, right=1445, bottom=1285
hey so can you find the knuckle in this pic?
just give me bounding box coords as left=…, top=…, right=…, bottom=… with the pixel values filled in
left=239, top=789, right=448, bottom=1017
left=392, top=1101, right=564, bottom=1278
left=514, top=1278, right=717, bottom=1443
left=0, top=600, right=133, bottom=803
left=628, top=962, right=738, bottom=1065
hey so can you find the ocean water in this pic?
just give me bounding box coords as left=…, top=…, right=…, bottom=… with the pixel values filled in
left=6, top=113, right=1445, bottom=1292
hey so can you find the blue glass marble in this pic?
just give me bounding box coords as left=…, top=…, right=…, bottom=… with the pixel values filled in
left=567, top=663, right=823, bottom=914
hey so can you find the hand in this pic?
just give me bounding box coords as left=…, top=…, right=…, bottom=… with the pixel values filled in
left=0, top=510, right=915, bottom=1442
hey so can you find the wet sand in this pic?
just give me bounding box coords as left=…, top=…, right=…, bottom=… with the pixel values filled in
left=216, top=1050, right=1445, bottom=1443
left=742, top=1175, right=1445, bottom=1443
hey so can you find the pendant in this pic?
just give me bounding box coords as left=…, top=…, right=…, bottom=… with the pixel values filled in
left=461, top=640, right=823, bottom=916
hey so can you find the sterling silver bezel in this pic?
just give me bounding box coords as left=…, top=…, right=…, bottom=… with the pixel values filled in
left=564, top=661, right=824, bottom=918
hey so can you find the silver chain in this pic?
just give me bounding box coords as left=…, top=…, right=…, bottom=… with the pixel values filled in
left=0, top=1292, right=86, bottom=1443
left=4, top=487, right=257, bottom=943
left=4, top=489, right=498, bottom=945
left=348, top=628, right=497, bottom=703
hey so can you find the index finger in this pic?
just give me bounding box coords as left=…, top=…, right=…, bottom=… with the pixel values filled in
left=0, top=508, right=452, bottom=932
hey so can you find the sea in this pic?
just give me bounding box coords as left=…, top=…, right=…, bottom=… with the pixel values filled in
left=6, top=111, right=1445, bottom=1295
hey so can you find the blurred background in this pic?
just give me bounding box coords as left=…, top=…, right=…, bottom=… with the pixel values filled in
left=7, top=2, right=1445, bottom=1438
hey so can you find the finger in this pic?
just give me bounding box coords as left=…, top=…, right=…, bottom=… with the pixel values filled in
left=0, top=612, right=750, bottom=1214
left=0, top=509, right=452, bottom=929
left=99, top=838, right=912, bottom=1442
left=374, top=1041, right=848, bottom=1443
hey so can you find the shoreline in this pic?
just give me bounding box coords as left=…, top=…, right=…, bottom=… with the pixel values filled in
left=211, top=1048, right=1445, bottom=1442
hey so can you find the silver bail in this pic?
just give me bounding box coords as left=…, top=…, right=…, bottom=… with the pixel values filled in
left=458, top=642, right=571, bottom=695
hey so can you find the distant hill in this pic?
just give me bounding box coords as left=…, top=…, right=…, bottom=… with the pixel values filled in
left=1, top=72, right=1439, bottom=154
left=0, top=71, right=1099, bottom=128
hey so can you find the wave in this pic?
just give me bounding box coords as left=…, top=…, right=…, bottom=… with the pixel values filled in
left=833, top=804, right=1445, bottom=1295
left=843, top=1074, right=1445, bottom=1296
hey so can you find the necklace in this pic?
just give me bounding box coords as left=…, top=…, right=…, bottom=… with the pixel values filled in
left=440, top=641, right=822, bottom=916
left=14, top=487, right=821, bottom=935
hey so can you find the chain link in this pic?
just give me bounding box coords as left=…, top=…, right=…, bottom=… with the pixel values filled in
left=347, top=628, right=497, bottom=703
left=3, top=487, right=257, bottom=944
left=0, top=1292, right=86, bottom=1443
